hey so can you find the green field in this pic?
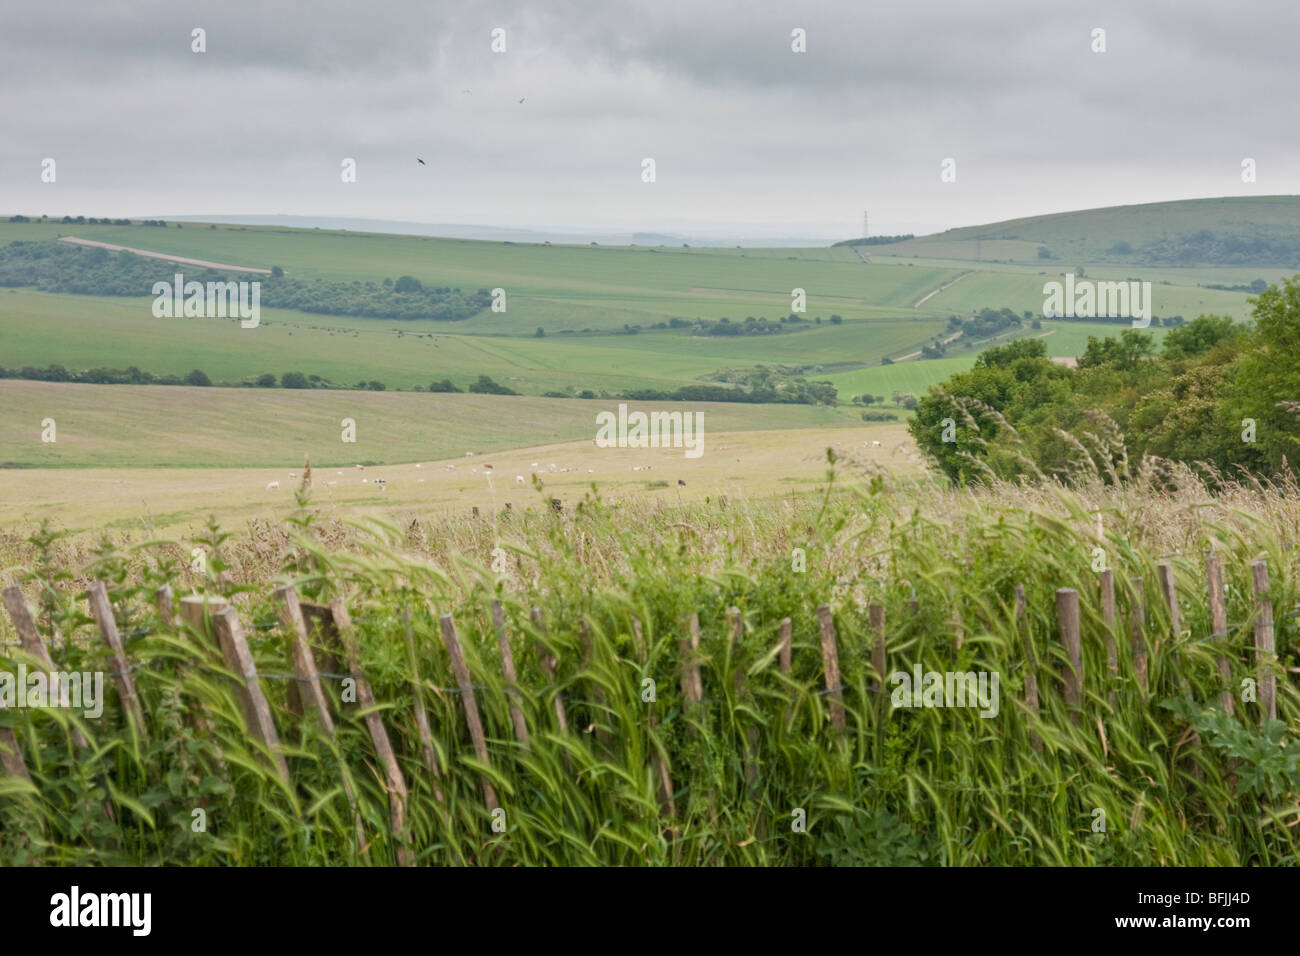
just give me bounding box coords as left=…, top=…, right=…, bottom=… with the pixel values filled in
left=0, top=379, right=869, bottom=468
left=0, top=200, right=1282, bottom=418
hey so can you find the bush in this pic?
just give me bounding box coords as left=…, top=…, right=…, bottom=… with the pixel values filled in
left=184, top=369, right=212, bottom=387
left=281, top=372, right=310, bottom=389
left=428, top=379, right=462, bottom=393
left=256, top=373, right=277, bottom=388
left=468, top=375, right=519, bottom=395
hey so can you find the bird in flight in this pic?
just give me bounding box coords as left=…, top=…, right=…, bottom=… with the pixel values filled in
left=518, top=97, right=525, bottom=103
left=416, top=158, right=426, bottom=165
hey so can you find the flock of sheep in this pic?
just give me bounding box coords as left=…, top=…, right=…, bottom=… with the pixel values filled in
left=261, top=438, right=895, bottom=493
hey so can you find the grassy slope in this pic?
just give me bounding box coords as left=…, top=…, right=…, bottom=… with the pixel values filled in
left=0, top=422, right=919, bottom=533
left=870, top=195, right=1300, bottom=266
left=0, top=288, right=949, bottom=393
left=0, top=379, right=864, bottom=468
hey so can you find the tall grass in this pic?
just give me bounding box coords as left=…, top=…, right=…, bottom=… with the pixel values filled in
left=1, top=459, right=1299, bottom=865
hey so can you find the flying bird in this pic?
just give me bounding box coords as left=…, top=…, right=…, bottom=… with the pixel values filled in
left=518, top=97, right=525, bottom=103
left=416, top=158, right=426, bottom=165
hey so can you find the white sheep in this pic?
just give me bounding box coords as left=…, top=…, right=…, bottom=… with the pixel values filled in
left=516, top=475, right=525, bottom=484
left=266, top=480, right=280, bottom=490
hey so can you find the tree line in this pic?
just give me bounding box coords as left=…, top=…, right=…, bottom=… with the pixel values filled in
left=910, top=278, right=1300, bottom=485
left=0, top=240, right=491, bottom=321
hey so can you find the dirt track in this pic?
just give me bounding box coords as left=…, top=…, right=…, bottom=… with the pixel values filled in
left=58, top=236, right=271, bottom=274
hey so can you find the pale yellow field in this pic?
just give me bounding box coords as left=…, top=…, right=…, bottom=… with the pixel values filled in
left=0, top=424, right=923, bottom=536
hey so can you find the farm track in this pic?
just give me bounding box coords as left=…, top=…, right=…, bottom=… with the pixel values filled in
left=58, top=236, right=272, bottom=274
left=913, top=270, right=973, bottom=308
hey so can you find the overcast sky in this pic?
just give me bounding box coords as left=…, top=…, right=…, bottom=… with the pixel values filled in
left=1, top=0, right=1296, bottom=240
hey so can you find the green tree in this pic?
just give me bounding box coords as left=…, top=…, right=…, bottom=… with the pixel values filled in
left=1162, top=314, right=1242, bottom=360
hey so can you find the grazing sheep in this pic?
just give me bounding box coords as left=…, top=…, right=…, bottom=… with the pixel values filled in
left=466, top=451, right=475, bottom=457
left=531, top=462, right=539, bottom=467
left=483, top=463, right=494, bottom=471
left=362, top=478, right=368, bottom=483
left=872, top=440, right=882, bottom=447
left=678, top=479, right=686, bottom=486
left=415, top=463, right=422, bottom=469
left=266, top=481, right=280, bottom=490
left=356, top=464, right=364, bottom=470
left=516, top=475, right=525, bottom=484
left=289, top=473, right=296, bottom=479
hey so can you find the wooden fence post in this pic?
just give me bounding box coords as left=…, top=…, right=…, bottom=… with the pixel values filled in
left=1129, top=577, right=1147, bottom=694
left=173, top=592, right=226, bottom=759
left=274, top=586, right=369, bottom=853
left=633, top=616, right=675, bottom=818
left=491, top=601, right=529, bottom=751
left=815, top=604, right=845, bottom=729
left=0, top=593, right=30, bottom=781
left=1055, top=588, right=1082, bottom=724
left=1157, top=562, right=1194, bottom=696
left=2, top=585, right=88, bottom=749
left=86, top=581, right=147, bottom=736
left=1157, top=563, right=1181, bottom=636
left=273, top=586, right=335, bottom=732
left=0, top=726, right=29, bottom=782
left=530, top=606, right=569, bottom=734
left=314, top=599, right=413, bottom=864
left=399, top=608, right=445, bottom=806
left=1099, top=569, right=1117, bottom=707
left=208, top=605, right=291, bottom=786
left=728, top=607, right=759, bottom=788
left=1251, top=561, right=1276, bottom=724
left=155, top=584, right=179, bottom=629
left=1205, top=554, right=1234, bottom=715
left=439, top=613, right=500, bottom=812
left=1015, top=584, right=1041, bottom=753
left=679, top=613, right=704, bottom=710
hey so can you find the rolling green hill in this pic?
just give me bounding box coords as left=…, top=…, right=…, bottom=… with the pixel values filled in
left=0, top=199, right=1281, bottom=411
left=868, top=196, right=1300, bottom=268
